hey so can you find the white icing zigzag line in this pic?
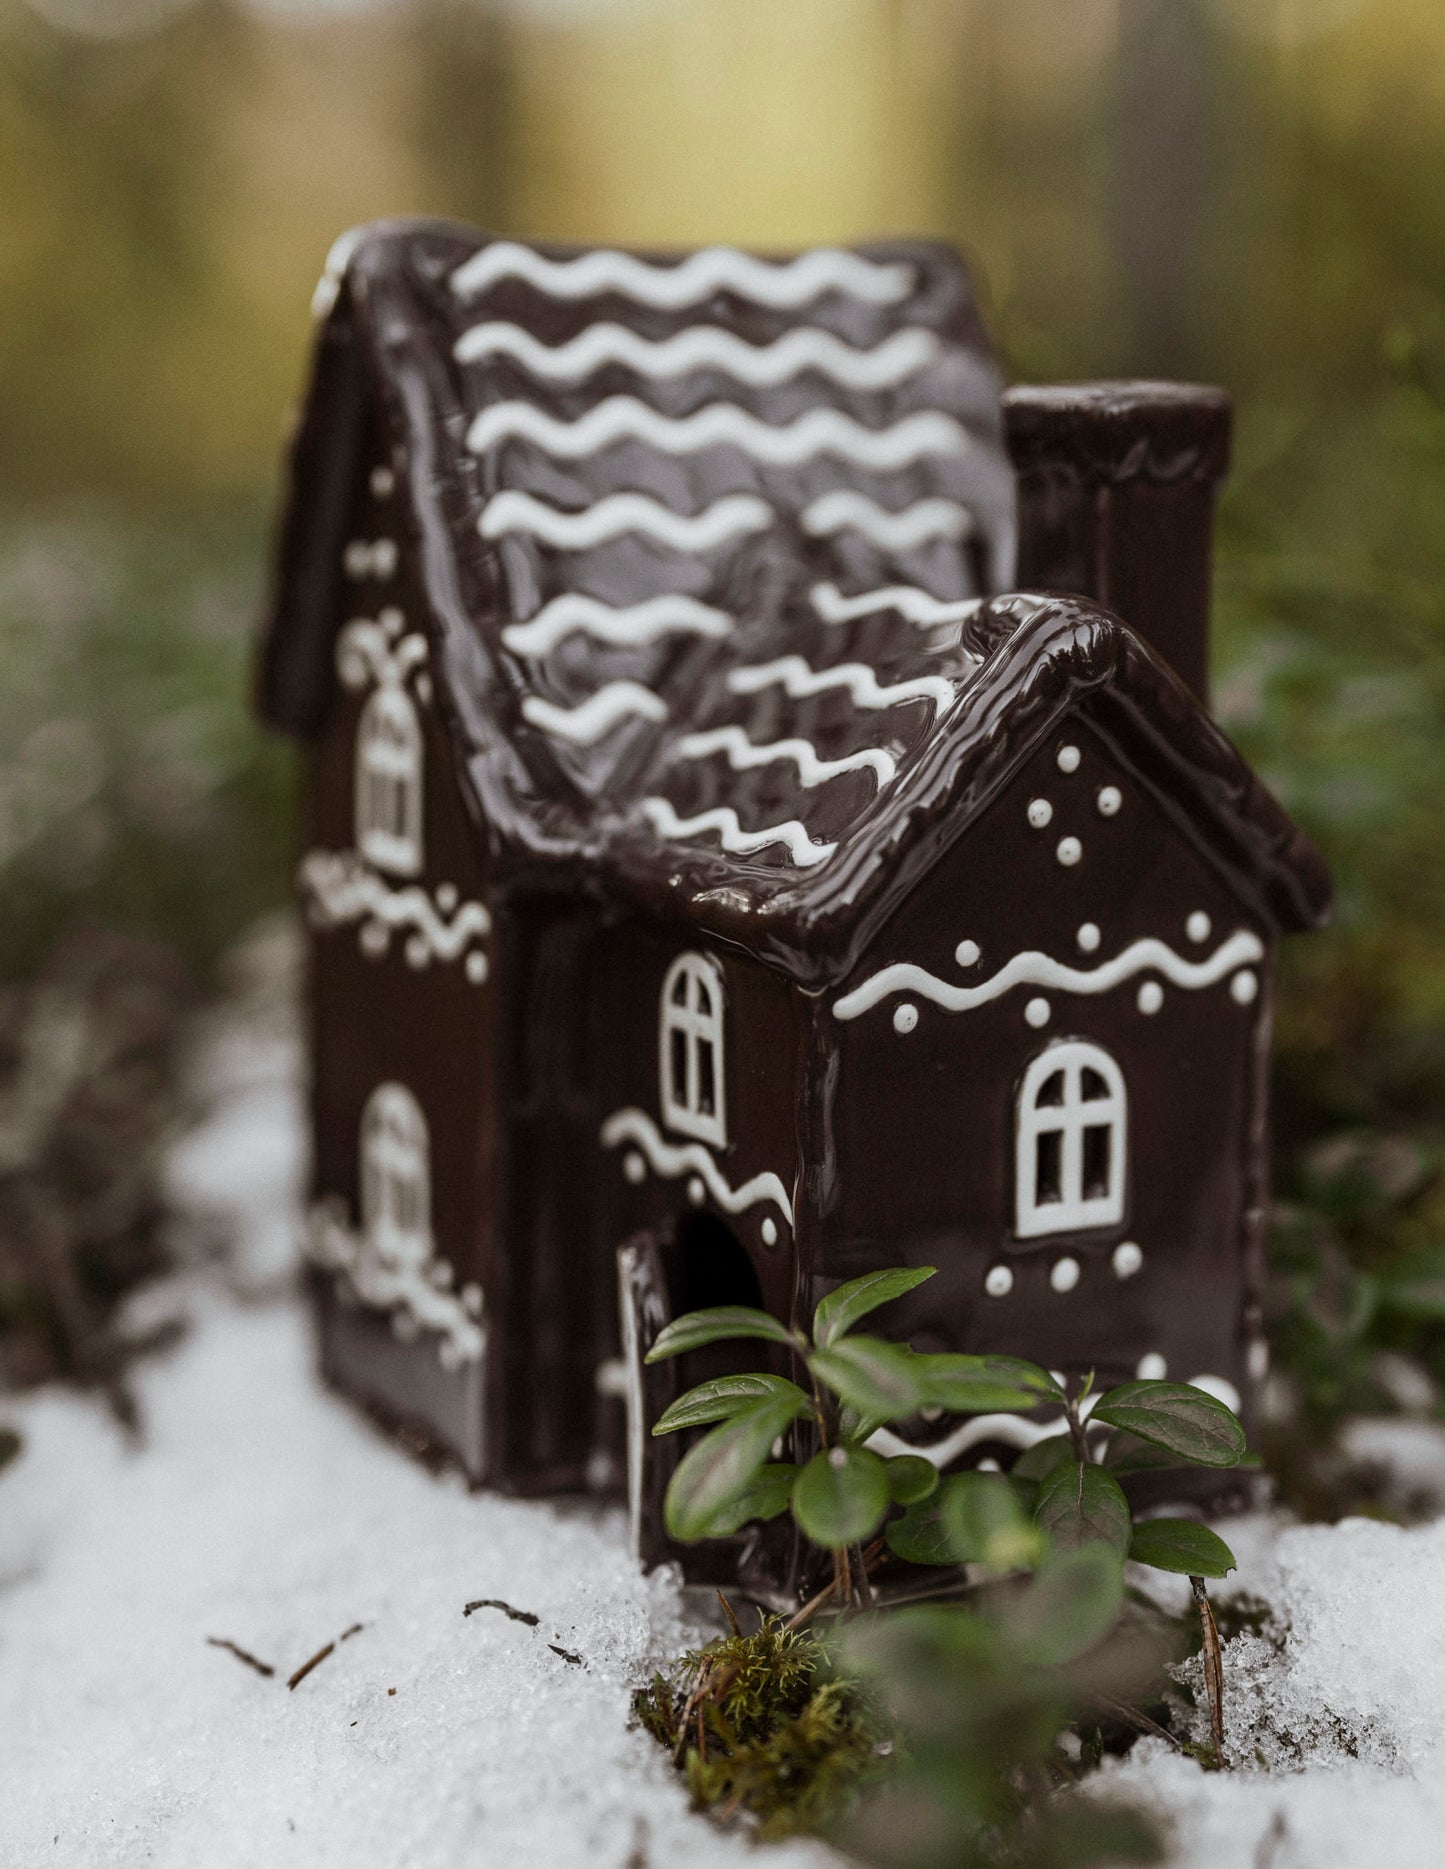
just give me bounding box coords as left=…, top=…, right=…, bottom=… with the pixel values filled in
left=802, top=492, right=972, bottom=549
left=601, top=1107, right=794, bottom=1226
left=466, top=399, right=968, bottom=469
left=812, top=582, right=985, bottom=627
left=298, top=849, right=491, bottom=959
left=728, top=654, right=956, bottom=717
left=834, top=929, right=1267, bottom=1022
left=480, top=491, right=771, bottom=550
left=676, top=725, right=896, bottom=789
left=453, top=321, right=940, bottom=388
left=502, top=594, right=731, bottom=656
left=307, top=1201, right=484, bottom=1364
left=450, top=242, right=913, bottom=309
left=336, top=619, right=428, bottom=692
left=521, top=682, right=668, bottom=744
left=641, top=797, right=836, bottom=869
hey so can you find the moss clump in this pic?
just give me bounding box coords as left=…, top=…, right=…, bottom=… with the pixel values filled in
left=633, top=1615, right=896, bottom=1840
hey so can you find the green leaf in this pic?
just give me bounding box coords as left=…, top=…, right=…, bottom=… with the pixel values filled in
left=940, top=1471, right=1045, bottom=1571
left=1090, top=1381, right=1246, bottom=1469
left=663, top=1394, right=803, bottom=1543
left=808, top=1336, right=930, bottom=1421
left=885, top=1475, right=976, bottom=1566
left=1034, top=1462, right=1132, bottom=1558
left=792, top=1444, right=892, bottom=1547
left=1102, top=1431, right=1188, bottom=1476
left=914, top=1352, right=1064, bottom=1412
left=702, top=1463, right=799, bottom=1536
left=1129, top=1517, right=1237, bottom=1579
left=645, top=1305, right=796, bottom=1363
left=1010, top=1433, right=1075, bottom=1484
left=652, top=1373, right=811, bottom=1435
left=884, top=1454, right=939, bottom=1505
left=812, top=1265, right=936, bottom=1349
left=996, top=1543, right=1125, bottom=1666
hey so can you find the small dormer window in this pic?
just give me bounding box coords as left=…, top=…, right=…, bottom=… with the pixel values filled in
left=659, top=953, right=727, bottom=1148
left=356, top=685, right=423, bottom=876
left=1015, top=1041, right=1126, bottom=1239
left=361, top=1082, right=431, bottom=1270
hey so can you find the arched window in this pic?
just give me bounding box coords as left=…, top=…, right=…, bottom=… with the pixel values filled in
left=356, top=685, right=423, bottom=877
left=659, top=952, right=727, bottom=1148
left=1015, top=1041, right=1126, bottom=1239
left=360, top=1082, right=432, bottom=1271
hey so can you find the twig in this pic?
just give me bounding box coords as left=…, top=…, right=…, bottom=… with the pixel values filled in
left=464, top=1598, right=539, bottom=1626
left=206, top=1637, right=274, bottom=1679
left=287, top=1642, right=335, bottom=1690
left=548, top=1643, right=583, bottom=1667
left=1091, top=1692, right=1185, bottom=1754
left=1192, top=1575, right=1226, bottom=1762
left=716, top=1589, right=741, bottom=1637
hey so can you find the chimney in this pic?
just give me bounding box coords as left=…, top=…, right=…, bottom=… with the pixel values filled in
left=1002, top=381, right=1232, bottom=703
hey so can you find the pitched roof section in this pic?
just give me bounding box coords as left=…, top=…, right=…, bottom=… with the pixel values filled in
left=260, top=220, right=1330, bottom=986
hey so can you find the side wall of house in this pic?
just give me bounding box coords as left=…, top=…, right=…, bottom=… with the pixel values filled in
left=817, top=702, right=1274, bottom=1434
left=299, top=421, right=499, bottom=1479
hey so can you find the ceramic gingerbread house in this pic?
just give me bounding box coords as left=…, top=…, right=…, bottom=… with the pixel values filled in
left=258, top=219, right=1331, bottom=1574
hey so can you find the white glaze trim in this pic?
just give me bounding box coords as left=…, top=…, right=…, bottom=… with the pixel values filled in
left=306, top=1199, right=485, bottom=1363
left=336, top=618, right=428, bottom=692
left=801, top=492, right=971, bottom=549
left=298, top=849, right=491, bottom=961
left=640, top=797, right=836, bottom=868
left=833, top=929, right=1266, bottom=1022
left=868, top=1416, right=1064, bottom=1467
left=465, top=398, right=968, bottom=469
left=453, top=320, right=939, bottom=388
left=311, top=225, right=366, bottom=319
left=479, top=490, right=771, bottom=550
left=811, top=581, right=985, bottom=627
left=601, top=1107, right=794, bottom=1226
left=675, top=725, right=896, bottom=788
left=450, top=241, right=913, bottom=308
left=521, top=681, right=668, bottom=744
left=728, top=653, right=956, bottom=716
left=501, top=594, right=731, bottom=656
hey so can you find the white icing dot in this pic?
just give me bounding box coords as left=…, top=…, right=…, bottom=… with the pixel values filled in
left=405, top=934, right=429, bottom=969
left=1025, top=997, right=1051, bottom=1028
left=373, top=538, right=399, bottom=579
left=1186, top=911, right=1212, bottom=943
left=370, top=465, right=395, bottom=498
left=1076, top=922, right=1101, bottom=953
left=1096, top=785, right=1122, bottom=817
left=623, top=1151, right=646, bottom=1185
left=976, top=1456, right=1002, bottom=1473
left=1057, top=744, right=1081, bottom=774
left=462, top=1283, right=484, bottom=1318
left=1056, top=836, right=1082, bottom=867
left=1231, top=970, right=1259, bottom=1005
left=465, top=950, right=489, bottom=985
left=761, top=1217, right=778, bottom=1247
left=1247, top=1338, right=1270, bottom=1381
left=955, top=939, right=980, bottom=968
left=430, top=1259, right=455, bottom=1289
left=686, top=1176, right=706, bottom=1206
left=985, top=1264, right=1014, bottom=1298
left=1112, top=1240, right=1144, bottom=1280
left=360, top=920, right=388, bottom=957
left=893, top=1002, right=919, bottom=1034
left=379, top=605, right=405, bottom=638
left=1137, top=1352, right=1168, bottom=1380
left=1027, top=797, right=1053, bottom=829
left=436, top=882, right=459, bottom=913
left=1137, top=980, right=1164, bottom=1014
left=1189, top=1373, right=1242, bottom=1412
left=414, top=672, right=433, bottom=706
left=1050, top=1256, right=1080, bottom=1293
left=392, top=1309, right=419, bottom=1342
left=343, top=540, right=369, bottom=578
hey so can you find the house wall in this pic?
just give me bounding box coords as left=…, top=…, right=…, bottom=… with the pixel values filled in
left=816, top=703, right=1274, bottom=1417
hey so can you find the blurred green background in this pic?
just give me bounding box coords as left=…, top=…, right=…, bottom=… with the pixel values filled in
left=2, top=0, right=1442, bottom=1432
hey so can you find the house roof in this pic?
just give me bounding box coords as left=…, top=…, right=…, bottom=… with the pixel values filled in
left=260, top=219, right=1331, bottom=988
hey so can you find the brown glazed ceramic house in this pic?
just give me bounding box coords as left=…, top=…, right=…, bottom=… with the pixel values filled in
left=258, top=221, right=1332, bottom=1587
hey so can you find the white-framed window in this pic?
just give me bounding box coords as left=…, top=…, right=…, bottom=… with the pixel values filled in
left=1015, top=1041, right=1127, bottom=1239
left=356, top=684, right=423, bottom=877
left=361, top=1081, right=432, bottom=1271
left=659, top=952, right=727, bottom=1148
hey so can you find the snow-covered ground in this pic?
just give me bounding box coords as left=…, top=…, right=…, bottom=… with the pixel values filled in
left=4, top=924, right=1445, bottom=1867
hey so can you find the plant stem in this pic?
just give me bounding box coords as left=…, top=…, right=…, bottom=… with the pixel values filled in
left=1191, top=1574, right=1226, bottom=1763
left=1065, top=1387, right=1089, bottom=1464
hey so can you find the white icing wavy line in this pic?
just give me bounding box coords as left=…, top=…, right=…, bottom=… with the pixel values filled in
left=640, top=797, right=836, bottom=868
left=834, top=929, right=1267, bottom=1022
left=307, top=1202, right=485, bottom=1364
left=868, top=1416, right=1065, bottom=1469
left=676, top=725, right=896, bottom=789
left=480, top=491, right=771, bottom=550
left=812, top=581, right=985, bottom=627
left=336, top=619, right=428, bottom=692
left=521, top=681, right=668, bottom=744
left=802, top=492, right=971, bottom=549
left=727, top=653, right=956, bottom=717
left=450, top=241, right=913, bottom=309
left=601, top=1106, right=794, bottom=1226
left=502, top=594, right=731, bottom=656
left=298, top=849, right=491, bottom=960
left=466, top=398, right=967, bottom=469
left=453, top=320, right=940, bottom=388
